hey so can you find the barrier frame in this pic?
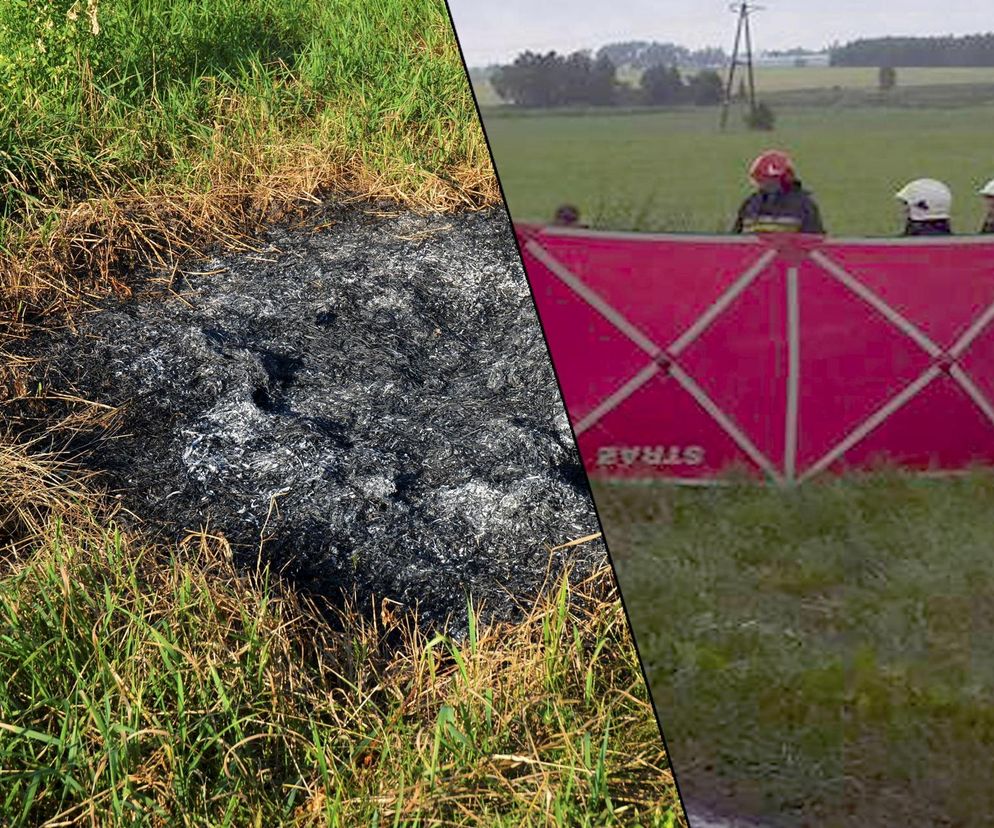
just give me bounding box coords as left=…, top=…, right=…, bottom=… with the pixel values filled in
left=518, top=224, right=994, bottom=486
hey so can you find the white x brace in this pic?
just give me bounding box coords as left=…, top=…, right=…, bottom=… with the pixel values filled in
left=524, top=232, right=994, bottom=485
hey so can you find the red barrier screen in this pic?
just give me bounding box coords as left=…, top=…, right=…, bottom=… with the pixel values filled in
left=517, top=223, right=994, bottom=483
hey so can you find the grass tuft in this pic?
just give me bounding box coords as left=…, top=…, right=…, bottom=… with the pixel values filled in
left=0, top=522, right=682, bottom=827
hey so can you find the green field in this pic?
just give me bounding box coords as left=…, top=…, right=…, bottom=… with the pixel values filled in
left=700, top=65, right=994, bottom=92
left=596, top=474, right=994, bottom=827
left=480, top=105, right=994, bottom=236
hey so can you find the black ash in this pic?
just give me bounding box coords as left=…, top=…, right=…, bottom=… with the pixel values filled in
left=23, top=206, right=603, bottom=632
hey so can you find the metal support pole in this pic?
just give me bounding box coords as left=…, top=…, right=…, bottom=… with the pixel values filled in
left=743, top=5, right=757, bottom=114
left=719, top=4, right=745, bottom=131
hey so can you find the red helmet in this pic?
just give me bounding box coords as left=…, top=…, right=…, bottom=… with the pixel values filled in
left=749, top=150, right=795, bottom=186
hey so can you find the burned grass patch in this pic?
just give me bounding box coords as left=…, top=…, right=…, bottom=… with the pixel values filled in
left=13, top=206, right=603, bottom=632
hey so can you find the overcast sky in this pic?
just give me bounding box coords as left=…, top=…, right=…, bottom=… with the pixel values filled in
left=447, top=1, right=993, bottom=66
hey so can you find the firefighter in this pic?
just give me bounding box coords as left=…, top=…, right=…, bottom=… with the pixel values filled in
left=733, top=150, right=825, bottom=235
left=978, top=179, right=994, bottom=234
left=895, top=179, right=953, bottom=236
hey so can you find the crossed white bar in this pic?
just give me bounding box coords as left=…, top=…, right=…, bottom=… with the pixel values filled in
left=524, top=229, right=994, bottom=485
left=799, top=249, right=994, bottom=482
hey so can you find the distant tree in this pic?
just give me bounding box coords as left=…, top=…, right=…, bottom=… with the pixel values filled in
left=613, top=81, right=643, bottom=107
left=490, top=49, right=618, bottom=108
left=588, top=54, right=619, bottom=105
left=692, top=46, right=728, bottom=68
left=687, top=70, right=724, bottom=105
left=491, top=51, right=560, bottom=106
left=596, top=40, right=651, bottom=69
left=745, top=101, right=776, bottom=131
left=642, top=42, right=690, bottom=70
left=596, top=40, right=727, bottom=71
left=879, top=64, right=897, bottom=90
left=641, top=64, right=685, bottom=105
left=561, top=51, right=595, bottom=104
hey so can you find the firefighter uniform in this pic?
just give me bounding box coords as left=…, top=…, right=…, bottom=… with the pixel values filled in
left=978, top=179, right=994, bottom=234
left=733, top=181, right=824, bottom=234
left=903, top=218, right=952, bottom=236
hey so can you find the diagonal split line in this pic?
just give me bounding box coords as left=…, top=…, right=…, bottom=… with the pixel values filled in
left=799, top=366, right=942, bottom=483
left=949, top=366, right=994, bottom=428
left=669, top=365, right=783, bottom=483
left=951, top=298, right=994, bottom=358
left=669, top=248, right=778, bottom=355
left=784, top=265, right=801, bottom=482
left=811, top=250, right=942, bottom=358
left=525, top=239, right=661, bottom=358
left=574, top=362, right=661, bottom=436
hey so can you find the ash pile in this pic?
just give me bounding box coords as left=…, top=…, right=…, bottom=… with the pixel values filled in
left=28, top=206, right=603, bottom=630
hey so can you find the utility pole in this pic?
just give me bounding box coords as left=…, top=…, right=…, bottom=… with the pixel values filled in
left=720, top=2, right=763, bottom=130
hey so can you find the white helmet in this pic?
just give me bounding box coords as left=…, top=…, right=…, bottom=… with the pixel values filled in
left=978, top=179, right=994, bottom=197
left=895, top=178, right=952, bottom=221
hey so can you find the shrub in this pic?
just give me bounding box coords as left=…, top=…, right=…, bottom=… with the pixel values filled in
left=745, top=101, right=776, bottom=130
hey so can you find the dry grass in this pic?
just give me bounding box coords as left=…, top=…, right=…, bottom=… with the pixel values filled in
left=0, top=440, right=94, bottom=559
left=0, top=148, right=498, bottom=334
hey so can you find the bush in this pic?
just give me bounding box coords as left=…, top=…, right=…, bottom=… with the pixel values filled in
left=745, top=101, right=776, bottom=130
left=879, top=65, right=897, bottom=90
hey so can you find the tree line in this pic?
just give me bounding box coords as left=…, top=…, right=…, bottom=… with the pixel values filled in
left=490, top=51, right=724, bottom=109
left=830, top=34, right=994, bottom=67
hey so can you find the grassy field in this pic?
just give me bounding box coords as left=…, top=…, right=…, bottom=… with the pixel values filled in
left=480, top=105, right=994, bottom=236
left=0, top=3, right=683, bottom=826
left=596, top=473, right=994, bottom=827
left=744, top=65, right=994, bottom=91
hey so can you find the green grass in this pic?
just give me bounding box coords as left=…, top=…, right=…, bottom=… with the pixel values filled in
left=0, top=0, right=496, bottom=319
left=595, top=472, right=994, bottom=827
left=0, top=521, right=683, bottom=827
left=0, top=0, right=490, bottom=219
left=480, top=104, right=994, bottom=236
